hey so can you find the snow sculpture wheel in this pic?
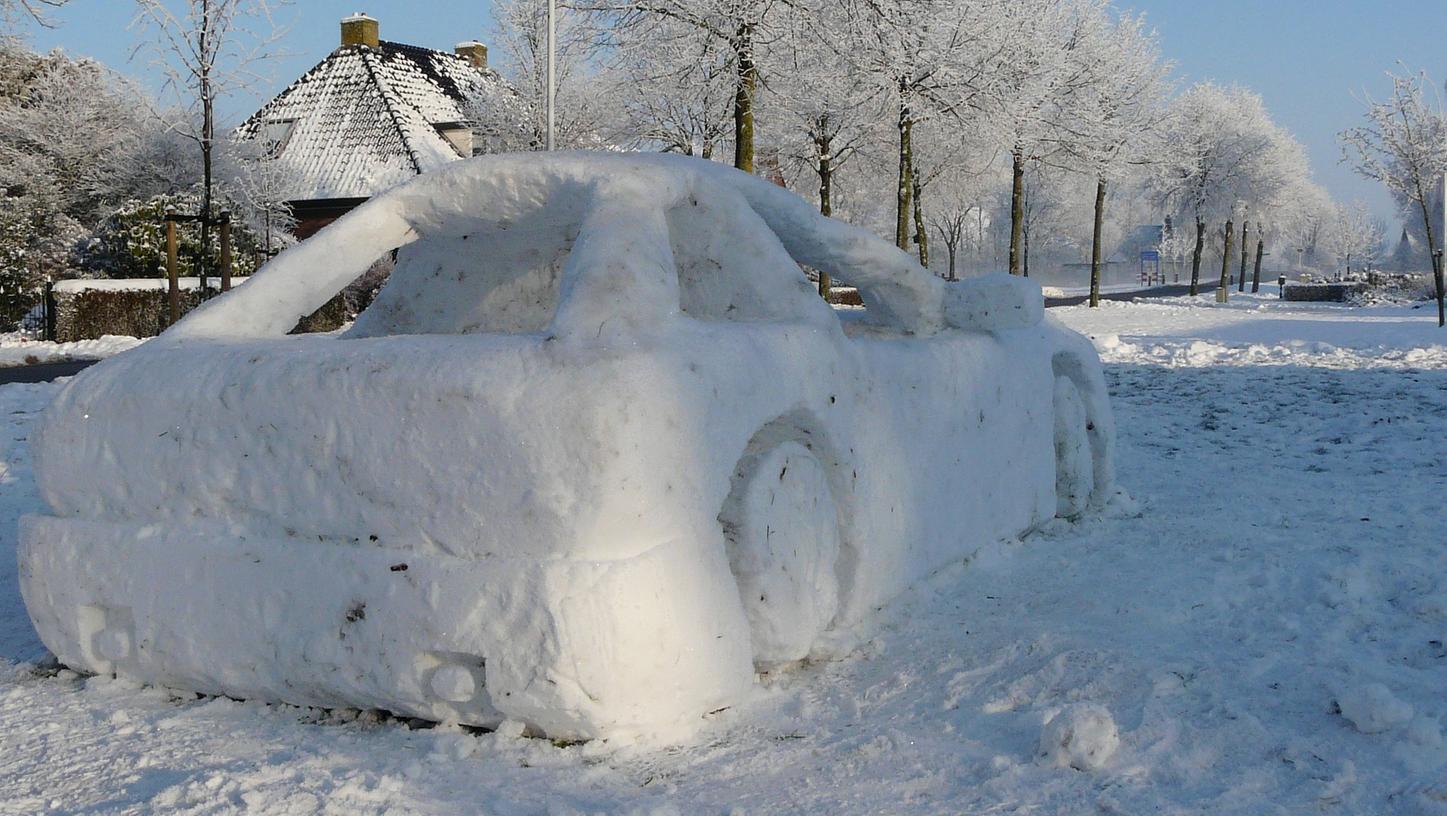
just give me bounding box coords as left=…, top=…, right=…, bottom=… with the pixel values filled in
left=722, top=439, right=842, bottom=669
left=1053, top=377, right=1095, bottom=519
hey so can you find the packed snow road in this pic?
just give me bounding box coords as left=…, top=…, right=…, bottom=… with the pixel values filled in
left=2, top=295, right=1445, bottom=814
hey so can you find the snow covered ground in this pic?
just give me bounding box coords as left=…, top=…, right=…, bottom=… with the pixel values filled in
left=3, top=293, right=1446, bottom=814
left=0, top=333, right=143, bottom=368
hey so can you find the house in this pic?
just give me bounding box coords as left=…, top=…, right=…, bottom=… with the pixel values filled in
left=238, top=14, right=530, bottom=239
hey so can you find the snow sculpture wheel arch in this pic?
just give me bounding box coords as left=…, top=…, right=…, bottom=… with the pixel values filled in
left=1051, top=351, right=1117, bottom=518
left=719, top=411, right=856, bottom=669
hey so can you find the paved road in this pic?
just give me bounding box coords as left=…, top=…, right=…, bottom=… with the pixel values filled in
left=1044, top=282, right=1203, bottom=308
left=0, top=359, right=97, bottom=385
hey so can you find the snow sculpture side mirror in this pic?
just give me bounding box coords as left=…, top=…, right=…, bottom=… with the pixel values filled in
left=941, top=274, right=1044, bottom=332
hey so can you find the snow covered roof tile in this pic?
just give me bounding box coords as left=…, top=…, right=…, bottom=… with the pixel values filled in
left=239, top=41, right=522, bottom=202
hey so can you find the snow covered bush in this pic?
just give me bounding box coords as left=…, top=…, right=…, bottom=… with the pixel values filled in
left=77, top=193, right=266, bottom=280
left=0, top=193, right=83, bottom=330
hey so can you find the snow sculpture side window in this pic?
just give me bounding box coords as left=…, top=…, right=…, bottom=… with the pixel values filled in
left=667, top=191, right=831, bottom=325
left=344, top=222, right=576, bottom=338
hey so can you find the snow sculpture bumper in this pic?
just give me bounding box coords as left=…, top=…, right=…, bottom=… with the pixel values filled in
left=19, top=514, right=751, bottom=741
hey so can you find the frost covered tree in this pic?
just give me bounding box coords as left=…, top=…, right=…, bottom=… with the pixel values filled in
left=1152, top=84, right=1289, bottom=297
left=1340, top=69, right=1447, bottom=325
left=572, top=0, right=799, bottom=173
left=1323, top=202, right=1384, bottom=276
left=0, top=38, right=189, bottom=323
left=493, top=0, right=611, bottom=149
left=762, top=5, right=888, bottom=291
left=131, top=0, right=286, bottom=286
left=0, top=0, right=66, bottom=28
left=765, top=4, right=880, bottom=218
left=1060, top=8, right=1170, bottom=305
left=0, top=42, right=183, bottom=224
left=606, top=18, right=734, bottom=157
left=974, top=0, right=1113, bottom=277
left=836, top=0, right=1011, bottom=254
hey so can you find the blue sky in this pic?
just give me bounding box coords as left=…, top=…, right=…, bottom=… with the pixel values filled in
left=16, top=1, right=1447, bottom=227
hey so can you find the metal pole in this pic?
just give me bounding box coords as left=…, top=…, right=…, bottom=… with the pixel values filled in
left=546, top=0, right=556, bottom=151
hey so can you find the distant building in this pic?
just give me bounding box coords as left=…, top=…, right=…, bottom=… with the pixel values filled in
left=238, top=14, right=528, bottom=238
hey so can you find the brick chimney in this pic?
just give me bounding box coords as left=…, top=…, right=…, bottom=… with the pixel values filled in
left=455, top=41, right=488, bottom=69
left=341, top=13, right=380, bottom=49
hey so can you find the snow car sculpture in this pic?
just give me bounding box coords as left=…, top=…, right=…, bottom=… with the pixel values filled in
left=19, top=153, right=1116, bottom=742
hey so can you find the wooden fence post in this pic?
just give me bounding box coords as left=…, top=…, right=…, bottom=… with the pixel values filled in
left=219, top=211, right=233, bottom=292
left=165, top=207, right=179, bottom=326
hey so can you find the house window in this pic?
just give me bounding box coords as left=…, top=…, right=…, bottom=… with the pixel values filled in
left=262, top=119, right=297, bottom=159
left=434, top=123, right=473, bottom=158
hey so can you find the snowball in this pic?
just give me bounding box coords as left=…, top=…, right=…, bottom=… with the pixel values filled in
left=1040, top=703, right=1120, bottom=771
left=1337, top=683, right=1414, bottom=734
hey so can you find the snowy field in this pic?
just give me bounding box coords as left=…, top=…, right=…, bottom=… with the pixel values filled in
left=3, top=293, right=1446, bottom=814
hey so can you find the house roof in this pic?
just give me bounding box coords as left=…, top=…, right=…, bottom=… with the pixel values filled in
left=238, top=40, right=527, bottom=202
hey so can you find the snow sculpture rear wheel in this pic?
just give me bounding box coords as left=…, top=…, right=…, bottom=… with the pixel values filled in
left=1053, top=376, right=1095, bottom=518
left=721, top=441, right=840, bottom=670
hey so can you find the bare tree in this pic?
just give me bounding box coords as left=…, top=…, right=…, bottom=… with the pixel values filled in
left=1340, top=69, right=1447, bottom=325
left=131, top=0, right=285, bottom=286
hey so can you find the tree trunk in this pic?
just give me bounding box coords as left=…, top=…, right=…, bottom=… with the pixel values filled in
left=1023, top=222, right=1031, bottom=278
left=1217, top=219, right=1234, bottom=303
left=911, top=158, right=928, bottom=269
left=1238, top=220, right=1250, bottom=292
left=1416, top=187, right=1444, bottom=326
left=895, top=86, right=912, bottom=252
left=1190, top=216, right=1204, bottom=295
left=1252, top=239, right=1264, bottom=293
left=1008, top=149, right=1025, bottom=275
left=732, top=22, right=755, bottom=174
left=1089, top=176, right=1106, bottom=307
left=816, top=131, right=832, bottom=299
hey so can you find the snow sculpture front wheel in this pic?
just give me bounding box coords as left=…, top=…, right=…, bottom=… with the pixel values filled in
left=721, top=441, right=841, bottom=670
left=1053, top=376, right=1096, bottom=518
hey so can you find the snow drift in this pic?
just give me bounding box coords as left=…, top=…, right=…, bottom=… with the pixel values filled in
left=19, top=152, right=1116, bottom=742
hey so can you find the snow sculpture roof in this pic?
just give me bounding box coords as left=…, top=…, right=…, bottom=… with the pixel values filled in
left=168, top=152, right=1042, bottom=344
left=237, top=41, right=525, bottom=201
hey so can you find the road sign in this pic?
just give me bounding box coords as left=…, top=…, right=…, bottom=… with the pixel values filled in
left=1139, top=250, right=1160, bottom=262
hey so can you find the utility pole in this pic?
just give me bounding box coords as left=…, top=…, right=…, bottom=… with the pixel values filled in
left=546, top=0, right=556, bottom=151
